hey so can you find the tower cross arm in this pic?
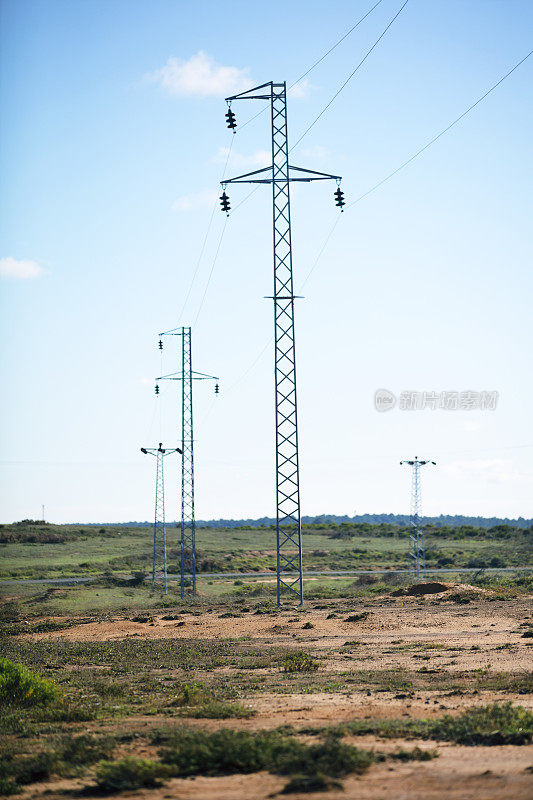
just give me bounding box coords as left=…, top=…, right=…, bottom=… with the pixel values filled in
left=223, top=166, right=273, bottom=185
left=223, top=164, right=342, bottom=186
left=289, top=165, right=343, bottom=182
left=225, top=82, right=274, bottom=102
left=156, top=371, right=218, bottom=381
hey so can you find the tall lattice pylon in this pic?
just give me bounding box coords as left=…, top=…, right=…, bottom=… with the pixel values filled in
left=140, top=443, right=181, bottom=593
left=156, top=327, right=218, bottom=598
left=400, top=457, right=436, bottom=577
left=221, top=82, right=343, bottom=605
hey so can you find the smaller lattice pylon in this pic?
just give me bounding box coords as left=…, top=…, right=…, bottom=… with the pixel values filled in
left=141, top=443, right=181, bottom=593
left=400, top=457, right=436, bottom=578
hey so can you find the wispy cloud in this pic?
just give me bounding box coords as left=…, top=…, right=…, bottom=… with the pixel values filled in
left=147, top=52, right=252, bottom=98
left=214, top=146, right=270, bottom=169
left=441, top=458, right=530, bottom=484
left=0, top=257, right=45, bottom=280
left=172, top=188, right=218, bottom=212
left=288, top=79, right=314, bottom=99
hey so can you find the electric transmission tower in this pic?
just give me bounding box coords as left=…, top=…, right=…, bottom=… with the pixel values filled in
left=400, top=457, right=436, bottom=578
left=156, top=327, right=219, bottom=597
left=140, top=443, right=181, bottom=593
left=220, top=82, right=344, bottom=605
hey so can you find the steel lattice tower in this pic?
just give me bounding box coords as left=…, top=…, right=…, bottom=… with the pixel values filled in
left=140, top=443, right=181, bottom=593
left=400, top=457, right=436, bottom=577
left=221, top=81, right=343, bottom=605
left=157, top=327, right=218, bottom=598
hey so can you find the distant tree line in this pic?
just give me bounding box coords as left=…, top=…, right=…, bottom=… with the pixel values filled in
left=76, top=513, right=533, bottom=530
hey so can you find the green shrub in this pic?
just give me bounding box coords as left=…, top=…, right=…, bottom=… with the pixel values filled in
left=430, top=702, right=533, bottom=745
left=273, top=737, right=373, bottom=777
left=94, top=758, right=172, bottom=793
left=160, top=728, right=268, bottom=776
left=388, top=747, right=438, bottom=761
left=61, top=734, right=115, bottom=765
left=0, top=777, right=22, bottom=795
left=279, top=651, right=319, bottom=673
left=2, top=752, right=57, bottom=786
left=0, top=659, right=59, bottom=707
left=159, top=728, right=373, bottom=779
left=280, top=773, right=342, bottom=793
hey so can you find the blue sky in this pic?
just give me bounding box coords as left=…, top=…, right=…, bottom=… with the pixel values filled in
left=1, top=0, right=532, bottom=523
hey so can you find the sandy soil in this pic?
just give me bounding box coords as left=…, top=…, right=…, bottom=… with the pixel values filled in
left=15, top=586, right=533, bottom=799
left=34, top=589, right=532, bottom=674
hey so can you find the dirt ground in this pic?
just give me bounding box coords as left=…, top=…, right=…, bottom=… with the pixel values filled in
left=11, top=585, right=533, bottom=799
left=35, top=585, right=532, bottom=675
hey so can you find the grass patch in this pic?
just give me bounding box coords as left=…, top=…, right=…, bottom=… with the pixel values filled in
left=431, top=702, right=533, bottom=745
left=0, top=734, right=115, bottom=795
left=180, top=700, right=256, bottom=719
left=321, top=703, right=533, bottom=746
left=279, top=651, right=319, bottom=673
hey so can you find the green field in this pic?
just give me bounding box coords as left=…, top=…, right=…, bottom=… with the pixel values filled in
left=1, top=519, right=531, bottom=582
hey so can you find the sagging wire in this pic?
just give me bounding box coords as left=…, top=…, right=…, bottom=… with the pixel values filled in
left=290, top=0, right=410, bottom=152
left=193, top=215, right=228, bottom=327
left=233, top=0, right=387, bottom=135
left=346, top=47, right=533, bottom=210
left=175, top=136, right=236, bottom=328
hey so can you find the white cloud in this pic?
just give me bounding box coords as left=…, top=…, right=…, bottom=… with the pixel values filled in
left=214, top=146, right=271, bottom=169
left=147, top=52, right=252, bottom=98
left=300, top=145, right=330, bottom=161
left=172, top=188, right=218, bottom=212
left=0, top=257, right=45, bottom=280
left=288, top=79, right=314, bottom=99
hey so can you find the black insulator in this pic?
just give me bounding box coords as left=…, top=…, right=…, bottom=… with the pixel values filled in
left=334, top=187, right=345, bottom=211
left=155, top=384, right=159, bottom=395
left=220, top=191, right=230, bottom=215
left=225, top=108, right=237, bottom=131
left=214, top=383, right=219, bottom=395
left=158, top=339, right=163, bottom=350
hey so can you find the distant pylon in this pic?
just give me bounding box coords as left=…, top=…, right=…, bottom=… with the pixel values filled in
left=400, top=457, right=436, bottom=577
left=141, top=443, right=181, bottom=593
left=156, top=327, right=218, bottom=597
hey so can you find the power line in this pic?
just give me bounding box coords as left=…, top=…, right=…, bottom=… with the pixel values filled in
left=175, top=138, right=235, bottom=326
left=236, top=0, right=387, bottom=133
left=348, top=48, right=533, bottom=208
left=190, top=2, right=394, bottom=321
left=299, top=215, right=343, bottom=291
left=223, top=48, right=533, bottom=395
left=193, top=216, right=228, bottom=326
left=291, top=0, right=386, bottom=89
left=291, top=0, right=410, bottom=151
